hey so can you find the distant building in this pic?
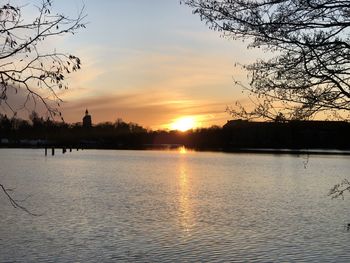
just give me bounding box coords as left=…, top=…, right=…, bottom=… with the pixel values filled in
left=223, top=119, right=249, bottom=129
left=83, top=109, right=92, bottom=128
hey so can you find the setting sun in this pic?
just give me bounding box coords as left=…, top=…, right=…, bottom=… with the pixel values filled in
left=171, top=117, right=196, bottom=132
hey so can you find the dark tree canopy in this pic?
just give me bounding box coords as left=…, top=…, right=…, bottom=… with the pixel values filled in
left=0, top=0, right=85, bottom=120
left=183, top=0, right=350, bottom=120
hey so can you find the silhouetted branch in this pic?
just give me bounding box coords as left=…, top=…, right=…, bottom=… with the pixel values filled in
left=0, top=183, right=39, bottom=216
left=0, top=0, right=85, bottom=214
left=183, top=0, right=350, bottom=120
left=0, top=0, right=86, bottom=119
left=328, top=179, right=350, bottom=199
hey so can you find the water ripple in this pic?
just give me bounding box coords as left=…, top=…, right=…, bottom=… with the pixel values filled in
left=0, top=149, right=350, bottom=262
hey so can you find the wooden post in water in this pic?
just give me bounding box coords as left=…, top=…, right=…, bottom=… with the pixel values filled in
left=45, top=147, right=47, bottom=156
left=70, top=148, right=72, bottom=152
left=62, top=148, right=66, bottom=154
left=51, top=147, right=55, bottom=156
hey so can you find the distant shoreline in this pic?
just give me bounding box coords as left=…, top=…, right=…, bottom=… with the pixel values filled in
left=2, top=119, right=350, bottom=153
left=223, top=148, right=350, bottom=156
left=1, top=145, right=350, bottom=156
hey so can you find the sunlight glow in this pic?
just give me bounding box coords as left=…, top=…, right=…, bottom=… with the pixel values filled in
left=171, top=117, right=196, bottom=132
left=179, top=146, right=187, bottom=154
left=178, top=159, right=193, bottom=234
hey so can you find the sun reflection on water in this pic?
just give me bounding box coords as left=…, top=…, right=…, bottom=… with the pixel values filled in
left=179, top=146, right=187, bottom=154
left=178, top=155, right=194, bottom=235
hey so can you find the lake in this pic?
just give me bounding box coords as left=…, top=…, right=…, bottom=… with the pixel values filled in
left=1, top=148, right=350, bottom=262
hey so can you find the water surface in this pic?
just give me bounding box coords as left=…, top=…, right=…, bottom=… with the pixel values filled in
left=0, top=149, right=350, bottom=262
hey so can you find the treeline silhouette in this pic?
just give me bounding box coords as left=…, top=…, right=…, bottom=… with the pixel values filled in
left=1, top=113, right=350, bottom=151
left=222, top=119, right=350, bottom=151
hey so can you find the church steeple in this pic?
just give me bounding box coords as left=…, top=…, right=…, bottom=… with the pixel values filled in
left=83, top=109, right=92, bottom=128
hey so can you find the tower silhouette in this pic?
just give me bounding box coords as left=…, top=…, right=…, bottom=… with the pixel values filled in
left=83, top=109, right=92, bottom=128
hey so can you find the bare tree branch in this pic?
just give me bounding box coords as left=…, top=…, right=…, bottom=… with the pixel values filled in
left=0, top=0, right=85, bottom=214
left=0, top=183, right=39, bottom=216
left=328, top=179, right=350, bottom=199
left=183, top=0, right=350, bottom=120
left=0, top=0, right=86, bottom=119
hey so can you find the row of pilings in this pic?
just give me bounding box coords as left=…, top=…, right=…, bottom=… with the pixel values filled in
left=44, top=146, right=84, bottom=156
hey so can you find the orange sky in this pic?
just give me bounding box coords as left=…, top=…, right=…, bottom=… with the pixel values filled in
left=5, top=0, right=262, bottom=130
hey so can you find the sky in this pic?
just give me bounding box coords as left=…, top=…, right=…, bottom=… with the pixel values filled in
left=9, top=0, right=260, bottom=129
